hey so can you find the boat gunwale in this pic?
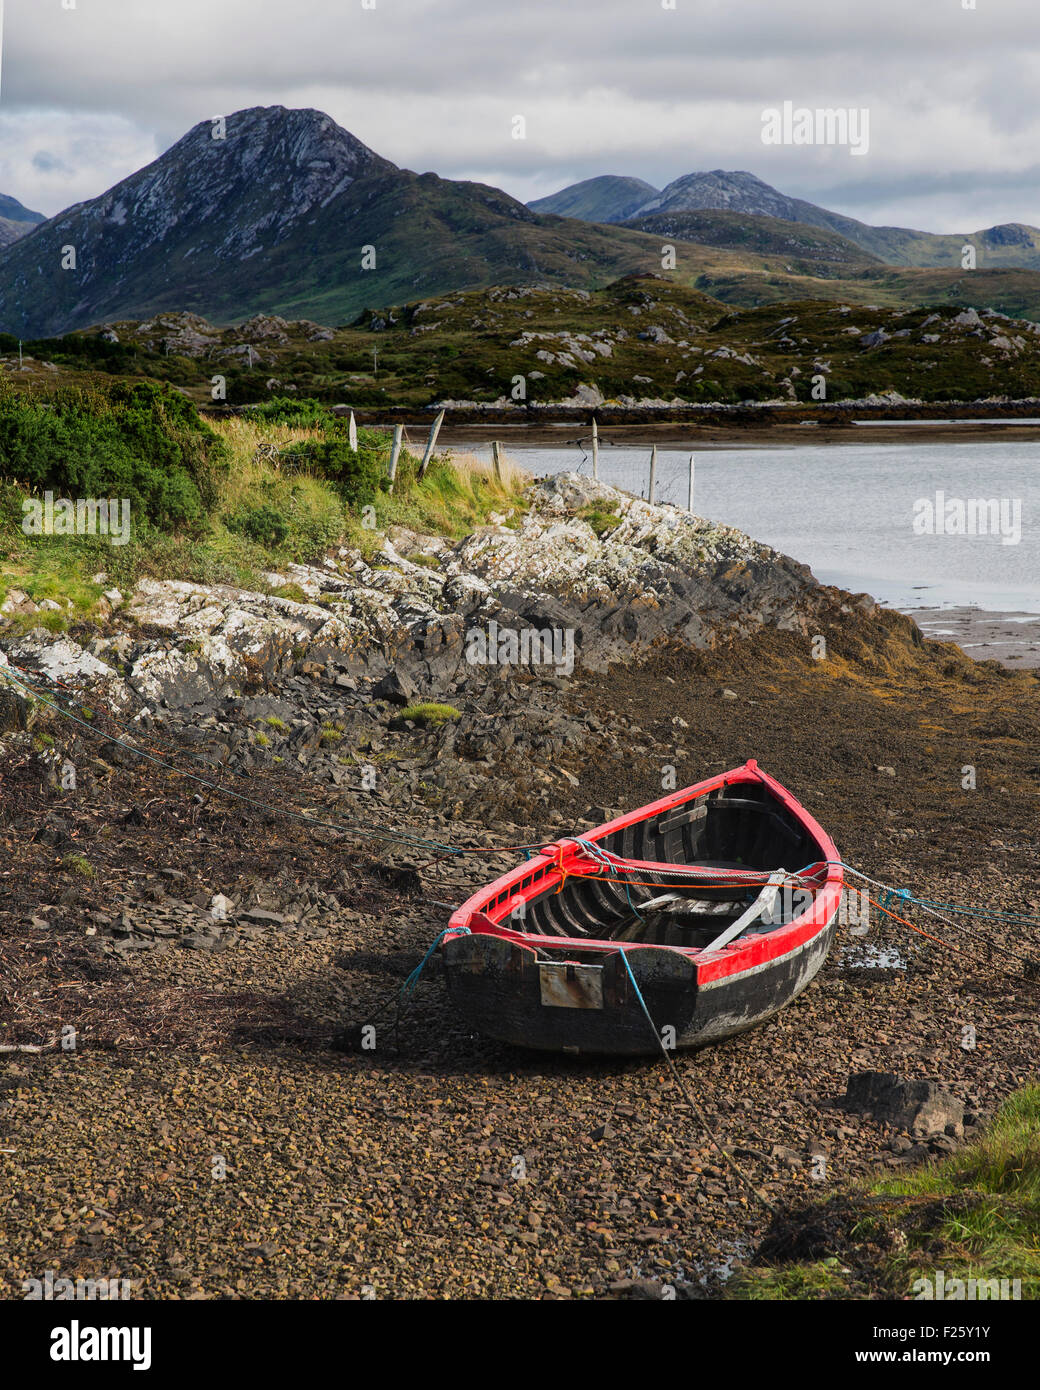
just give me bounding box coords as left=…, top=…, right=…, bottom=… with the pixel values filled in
left=446, top=760, right=844, bottom=986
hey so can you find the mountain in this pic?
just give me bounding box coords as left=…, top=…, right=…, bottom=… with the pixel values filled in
left=530, top=168, right=1040, bottom=272
left=529, top=175, right=660, bottom=224
left=619, top=208, right=882, bottom=276
left=0, top=108, right=694, bottom=338
left=8, top=112, right=1040, bottom=342
left=0, top=194, right=44, bottom=224
left=638, top=169, right=820, bottom=222
left=0, top=193, right=45, bottom=249
left=0, top=107, right=395, bottom=334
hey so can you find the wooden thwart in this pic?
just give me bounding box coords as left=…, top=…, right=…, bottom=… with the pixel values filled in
left=699, top=870, right=787, bottom=955
left=656, top=803, right=707, bottom=834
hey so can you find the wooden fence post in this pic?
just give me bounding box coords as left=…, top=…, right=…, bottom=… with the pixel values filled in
left=591, top=418, right=599, bottom=480
left=688, top=453, right=695, bottom=512
left=418, top=409, right=445, bottom=481
left=387, top=424, right=404, bottom=492
left=648, top=445, right=657, bottom=504
left=491, top=440, right=503, bottom=483
left=348, top=411, right=358, bottom=451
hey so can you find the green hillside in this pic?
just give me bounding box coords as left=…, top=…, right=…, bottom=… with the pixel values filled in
left=7, top=275, right=1039, bottom=409
left=621, top=209, right=882, bottom=276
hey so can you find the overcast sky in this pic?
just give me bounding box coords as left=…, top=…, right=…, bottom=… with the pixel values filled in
left=2, top=0, right=1039, bottom=231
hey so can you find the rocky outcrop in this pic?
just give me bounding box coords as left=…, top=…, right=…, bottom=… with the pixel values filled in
left=0, top=474, right=844, bottom=834
left=3, top=475, right=830, bottom=718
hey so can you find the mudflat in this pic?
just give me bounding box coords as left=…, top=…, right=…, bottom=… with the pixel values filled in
left=906, top=606, right=1040, bottom=670
left=438, top=420, right=1040, bottom=451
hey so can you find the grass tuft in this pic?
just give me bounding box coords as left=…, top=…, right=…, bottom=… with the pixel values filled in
left=726, top=1085, right=1040, bottom=1300
left=61, top=854, right=95, bottom=880
left=399, top=702, right=462, bottom=727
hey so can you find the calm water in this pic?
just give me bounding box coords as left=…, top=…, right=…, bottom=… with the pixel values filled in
left=478, top=440, right=1040, bottom=614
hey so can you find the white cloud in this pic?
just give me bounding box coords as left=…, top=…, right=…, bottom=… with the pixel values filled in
left=0, top=110, right=157, bottom=217
left=1, top=0, right=1039, bottom=230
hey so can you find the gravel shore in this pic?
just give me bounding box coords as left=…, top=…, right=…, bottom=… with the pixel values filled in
left=2, top=611, right=1038, bottom=1300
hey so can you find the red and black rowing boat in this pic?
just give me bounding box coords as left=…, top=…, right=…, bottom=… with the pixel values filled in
left=443, top=761, right=842, bottom=1055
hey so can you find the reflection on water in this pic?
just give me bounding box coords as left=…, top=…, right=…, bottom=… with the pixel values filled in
left=838, top=942, right=908, bottom=970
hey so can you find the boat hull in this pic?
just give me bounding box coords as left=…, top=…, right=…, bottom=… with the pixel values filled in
left=443, top=913, right=838, bottom=1055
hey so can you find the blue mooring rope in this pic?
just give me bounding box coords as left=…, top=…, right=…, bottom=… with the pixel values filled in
left=401, top=926, right=470, bottom=999
left=822, top=859, right=1040, bottom=930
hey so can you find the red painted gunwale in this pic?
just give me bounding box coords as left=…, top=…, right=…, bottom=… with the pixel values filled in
left=446, top=760, right=843, bottom=985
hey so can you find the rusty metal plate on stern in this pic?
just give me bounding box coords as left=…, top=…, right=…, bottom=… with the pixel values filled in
left=538, top=961, right=604, bottom=1009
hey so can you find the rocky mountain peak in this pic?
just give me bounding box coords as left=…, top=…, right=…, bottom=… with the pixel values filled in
left=42, top=105, right=397, bottom=268
left=637, top=169, right=797, bottom=219
left=164, top=105, right=394, bottom=199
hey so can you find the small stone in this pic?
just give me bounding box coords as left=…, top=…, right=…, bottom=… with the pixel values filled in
left=239, top=908, right=285, bottom=927
left=770, top=1144, right=803, bottom=1170
left=210, top=893, right=232, bottom=922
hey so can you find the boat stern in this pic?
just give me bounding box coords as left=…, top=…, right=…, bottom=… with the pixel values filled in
left=442, top=932, right=700, bottom=1056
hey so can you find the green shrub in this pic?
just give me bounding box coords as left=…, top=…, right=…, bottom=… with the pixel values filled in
left=240, top=397, right=331, bottom=428
left=286, top=428, right=389, bottom=510
left=0, top=380, right=227, bottom=531
left=225, top=503, right=290, bottom=547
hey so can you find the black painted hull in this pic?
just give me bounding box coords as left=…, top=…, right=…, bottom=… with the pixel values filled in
left=444, top=915, right=838, bottom=1055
